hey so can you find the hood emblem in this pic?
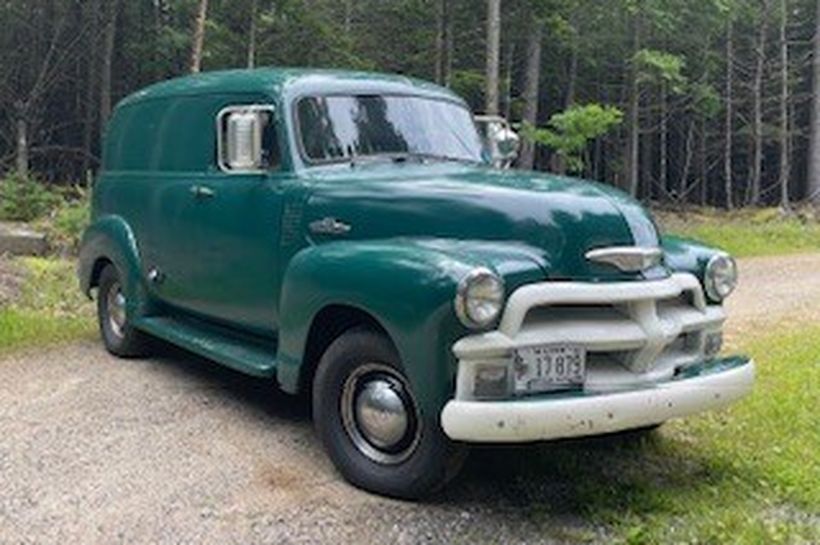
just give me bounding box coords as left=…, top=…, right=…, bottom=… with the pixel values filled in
left=586, top=246, right=662, bottom=272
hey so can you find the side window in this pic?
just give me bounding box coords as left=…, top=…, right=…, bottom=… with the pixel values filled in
left=217, top=105, right=280, bottom=173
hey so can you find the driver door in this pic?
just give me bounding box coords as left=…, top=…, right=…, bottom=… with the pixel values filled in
left=148, top=101, right=284, bottom=334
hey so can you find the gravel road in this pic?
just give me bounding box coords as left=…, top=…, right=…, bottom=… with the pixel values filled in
left=1, top=254, right=818, bottom=544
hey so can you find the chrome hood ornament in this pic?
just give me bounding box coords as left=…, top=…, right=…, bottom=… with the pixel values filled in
left=585, top=246, right=663, bottom=273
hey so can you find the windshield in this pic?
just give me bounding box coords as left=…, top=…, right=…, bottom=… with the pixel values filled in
left=296, top=95, right=485, bottom=164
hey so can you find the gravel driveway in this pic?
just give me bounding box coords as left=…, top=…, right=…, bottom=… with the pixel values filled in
left=2, top=254, right=819, bottom=544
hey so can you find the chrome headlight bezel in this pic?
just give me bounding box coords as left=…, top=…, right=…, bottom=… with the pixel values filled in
left=455, top=268, right=505, bottom=329
left=704, top=253, right=738, bottom=302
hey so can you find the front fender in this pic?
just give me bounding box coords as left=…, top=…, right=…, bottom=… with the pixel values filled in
left=276, top=239, right=545, bottom=414
left=662, top=235, right=725, bottom=280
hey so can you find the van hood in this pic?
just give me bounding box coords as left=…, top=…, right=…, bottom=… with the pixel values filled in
left=303, top=163, right=664, bottom=281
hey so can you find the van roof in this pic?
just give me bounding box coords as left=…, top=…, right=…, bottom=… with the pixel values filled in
left=118, top=68, right=463, bottom=109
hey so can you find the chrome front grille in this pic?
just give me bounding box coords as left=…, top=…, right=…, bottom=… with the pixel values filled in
left=452, top=274, right=726, bottom=399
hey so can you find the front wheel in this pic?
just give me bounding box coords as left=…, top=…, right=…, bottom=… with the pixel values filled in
left=96, top=264, right=151, bottom=358
left=313, top=327, right=465, bottom=499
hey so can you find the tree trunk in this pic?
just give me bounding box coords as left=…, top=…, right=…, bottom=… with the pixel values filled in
left=566, top=41, right=578, bottom=108
left=626, top=14, right=641, bottom=197
left=99, top=0, right=119, bottom=133
left=699, top=120, right=708, bottom=205
left=748, top=0, right=771, bottom=206
left=15, top=103, right=29, bottom=178
left=660, top=79, right=668, bottom=198
left=81, top=0, right=100, bottom=175
left=247, top=0, right=258, bottom=69
left=444, top=8, right=453, bottom=87
left=519, top=21, right=543, bottom=171
left=436, top=0, right=452, bottom=85
left=678, top=120, right=694, bottom=199
left=344, top=0, right=353, bottom=35
left=565, top=10, right=579, bottom=108
left=484, top=0, right=501, bottom=115
left=503, top=40, right=514, bottom=119
left=435, top=0, right=447, bottom=85
left=724, top=18, right=734, bottom=209
left=807, top=0, right=820, bottom=202
left=189, top=0, right=209, bottom=74
left=778, top=0, right=790, bottom=208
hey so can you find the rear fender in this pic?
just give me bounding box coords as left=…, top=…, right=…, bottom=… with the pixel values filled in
left=78, top=215, right=156, bottom=318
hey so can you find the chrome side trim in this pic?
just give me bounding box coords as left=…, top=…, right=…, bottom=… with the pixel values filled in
left=308, top=217, right=352, bottom=236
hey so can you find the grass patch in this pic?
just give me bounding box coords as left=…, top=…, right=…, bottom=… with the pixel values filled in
left=464, top=324, right=819, bottom=544
left=657, top=207, right=820, bottom=257
left=605, top=325, right=820, bottom=544
left=0, top=257, right=95, bottom=354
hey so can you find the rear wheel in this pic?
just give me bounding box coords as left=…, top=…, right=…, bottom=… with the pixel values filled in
left=313, top=327, right=466, bottom=499
left=97, top=264, right=150, bottom=357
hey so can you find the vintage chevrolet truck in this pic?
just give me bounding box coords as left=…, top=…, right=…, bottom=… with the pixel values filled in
left=79, top=68, right=754, bottom=498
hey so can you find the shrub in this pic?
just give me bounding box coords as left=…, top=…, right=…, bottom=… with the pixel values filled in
left=0, top=172, right=61, bottom=222
left=522, top=104, right=624, bottom=174
left=41, top=185, right=91, bottom=255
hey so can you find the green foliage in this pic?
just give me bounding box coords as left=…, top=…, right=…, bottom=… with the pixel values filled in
left=689, top=81, right=722, bottom=117
left=450, top=70, right=486, bottom=112
left=40, top=186, right=91, bottom=254
left=523, top=104, right=624, bottom=173
left=634, top=48, right=687, bottom=92
left=2, top=0, right=816, bottom=209
left=0, top=257, right=95, bottom=354
left=0, top=173, right=60, bottom=222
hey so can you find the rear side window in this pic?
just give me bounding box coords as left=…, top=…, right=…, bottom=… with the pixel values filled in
left=103, top=96, right=279, bottom=173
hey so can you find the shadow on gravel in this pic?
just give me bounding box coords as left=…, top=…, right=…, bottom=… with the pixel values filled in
left=148, top=340, right=311, bottom=422
left=144, top=338, right=747, bottom=527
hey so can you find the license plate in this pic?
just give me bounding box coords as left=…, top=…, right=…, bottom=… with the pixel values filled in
left=513, top=344, right=586, bottom=393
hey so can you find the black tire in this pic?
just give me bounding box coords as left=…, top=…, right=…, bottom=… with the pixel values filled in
left=97, top=264, right=151, bottom=358
left=313, top=327, right=466, bottom=499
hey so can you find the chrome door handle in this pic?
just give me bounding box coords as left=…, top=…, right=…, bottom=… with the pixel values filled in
left=309, top=217, right=352, bottom=236
left=190, top=185, right=215, bottom=199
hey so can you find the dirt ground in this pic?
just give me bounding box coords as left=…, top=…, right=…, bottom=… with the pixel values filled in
left=1, top=254, right=818, bottom=544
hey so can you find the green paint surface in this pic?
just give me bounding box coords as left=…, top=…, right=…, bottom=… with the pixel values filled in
left=80, top=69, right=729, bottom=415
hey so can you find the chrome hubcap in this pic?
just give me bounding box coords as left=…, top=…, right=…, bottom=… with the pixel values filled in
left=106, top=282, right=127, bottom=338
left=341, top=363, right=420, bottom=465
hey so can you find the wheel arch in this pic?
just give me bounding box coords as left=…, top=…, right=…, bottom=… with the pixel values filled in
left=274, top=240, right=474, bottom=412
left=78, top=215, right=158, bottom=318
left=88, top=257, right=114, bottom=291
left=298, top=304, right=393, bottom=398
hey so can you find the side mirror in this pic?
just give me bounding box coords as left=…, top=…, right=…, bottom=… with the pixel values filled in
left=475, top=115, right=520, bottom=169
left=217, top=105, right=274, bottom=173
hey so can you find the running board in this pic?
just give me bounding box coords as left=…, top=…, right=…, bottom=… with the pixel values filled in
left=134, top=316, right=278, bottom=378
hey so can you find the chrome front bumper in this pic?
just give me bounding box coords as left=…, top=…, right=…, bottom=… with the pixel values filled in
left=441, top=357, right=754, bottom=442
left=441, top=274, right=754, bottom=442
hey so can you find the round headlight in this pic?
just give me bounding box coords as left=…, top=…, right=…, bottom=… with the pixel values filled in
left=455, top=268, right=505, bottom=329
left=704, top=253, right=738, bottom=302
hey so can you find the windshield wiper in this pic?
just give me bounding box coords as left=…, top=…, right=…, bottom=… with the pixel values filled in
left=348, top=152, right=477, bottom=168
left=403, top=152, right=477, bottom=164
left=349, top=153, right=408, bottom=167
